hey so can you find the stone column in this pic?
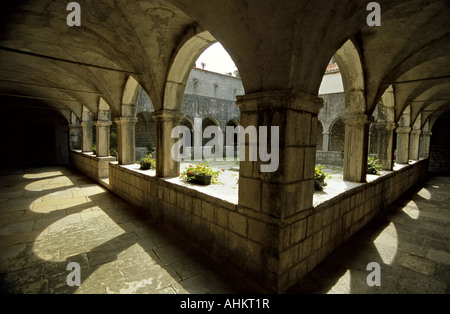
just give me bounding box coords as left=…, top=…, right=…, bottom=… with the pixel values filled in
left=153, top=110, right=185, bottom=178
left=115, top=117, right=138, bottom=165
left=69, top=124, right=82, bottom=150
left=376, top=122, right=396, bottom=170
left=80, top=121, right=94, bottom=152
left=409, top=129, right=421, bottom=161
left=419, top=131, right=432, bottom=159
left=396, top=127, right=411, bottom=164
left=342, top=114, right=373, bottom=182
left=322, top=132, right=330, bottom=151
left=236, top=90, right=323, bottom=292
left=95, top=120, right=112, bottom=157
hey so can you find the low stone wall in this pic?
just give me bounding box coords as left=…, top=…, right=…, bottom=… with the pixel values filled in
left=277, top=159, right=429, bottom=291
left=69, top=150, right=116, bottom=181
left=102, top=159, right=428, bottom=292
left=316, top=150, right=344, bottom=166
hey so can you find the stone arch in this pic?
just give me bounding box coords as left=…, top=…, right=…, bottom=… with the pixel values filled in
left=329, top=116, right=345, bottom=152
left=334, top=38, right=366, bottom=113
left=121, top=75, right=142, bottom=118
left=164, top=28, right=217, bottom=111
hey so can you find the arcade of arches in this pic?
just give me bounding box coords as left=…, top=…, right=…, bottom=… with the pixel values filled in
left=0, top=1, right=449, bottom=293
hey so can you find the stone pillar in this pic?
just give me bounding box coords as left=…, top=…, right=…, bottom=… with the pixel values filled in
left=342, top=114, right=373, bottom=182
left=115, top=117, right=138, bottom=165
left=69, top=124, right=82, bottom=150
left=152, top=110, right=185, bottom=178
left=419, top=131, right=432, bottom=159
left=396, top=127, right=411, bottom=164
left=80, top=121, right=94, bottom=152
left=376, top=122, right=396, bottom=170
left=322, top=131, right=330, bottom=151
left=236, top=90, right=323, bottom=292
left=409, top=129, right=421, bottom=161
left=95, top=120, right=112, bottom=157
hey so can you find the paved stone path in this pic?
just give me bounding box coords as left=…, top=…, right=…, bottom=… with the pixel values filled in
left=0, top=167, right=449, bottom=294
left=0, top=167, right=248, bottom=294
left=289, top=176, right=450, bottom=294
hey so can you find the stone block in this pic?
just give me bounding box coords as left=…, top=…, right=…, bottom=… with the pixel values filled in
left=291, top=219, right=307, bottom=244
left=247, top=218, right=269, bottom=244
left=229, top=211, right=247, bottom=237
left=192, top=198, right=201, bottom=217
left=238, top=177, right=261, bottom=211
left=201, top=201, right=215, bottom=222
left=215, top=206, right=229, bottom=228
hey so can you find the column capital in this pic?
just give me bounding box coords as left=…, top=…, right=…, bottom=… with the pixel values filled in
left=94, top=120, right=112, bottom=127
left=411, top=129, right=422, bottom=136
left=421, top=131, right=432, bottom=137
left=236, top=90, right=323, bottom=114
left=396, top=126, right=411, bottom=134
left=375, top=122, right=397, bottom=131
left=152, top=109, right=185, bottom=122
left=80, top=121, right=94, bottom=127
left=342, top=113, right=374, bottom=126
left=114, top=116, right=138, bottom=125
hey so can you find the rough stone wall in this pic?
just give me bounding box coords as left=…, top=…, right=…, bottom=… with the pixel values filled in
left=69, top=151, right=116, bottom=181
left=135, top=68, right=242, bottom=148
left=316, top=151, right=344, bottom=166
left=330, top=118, right=345, bottom=152
left=104, top=159, right=428, bottom=293
left=318, top=93, right=345, bottom=132
left=429, top=116, right=450, bottom=174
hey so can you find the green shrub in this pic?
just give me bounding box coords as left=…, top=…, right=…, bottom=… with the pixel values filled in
left=137, top=153, right=156, bottom=170
left=180, top=162, right=224, bottom=184
left=367, top=156, right=383, bottom=174
left=314, top=165, right=329, bottom=191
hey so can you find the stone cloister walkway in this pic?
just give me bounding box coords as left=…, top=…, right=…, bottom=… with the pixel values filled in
left=0, top=167, right=449, bottom=294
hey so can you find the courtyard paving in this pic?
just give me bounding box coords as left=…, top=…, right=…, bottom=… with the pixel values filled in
left=0, top=166, right=449, bottom=294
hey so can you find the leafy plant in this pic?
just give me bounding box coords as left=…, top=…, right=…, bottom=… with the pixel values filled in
left=137, top=153, right=156, bottom=170
left=92, top=144, right=97, bottom=155
left=146, top=142, right=156, bottom=155
left=180, top=162, right=224, bottom=184
left=367, top=156, right=383, bottom=175
left=314, top=165, right=329, bottom=191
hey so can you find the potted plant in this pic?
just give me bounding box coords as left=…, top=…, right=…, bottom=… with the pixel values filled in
left=138, top=153, right=156, bottom=170
left=180, top=162, right=224, bottom=185
left=367, top=156, right=383, bottom=175
left=314, top=165, right=328, bottom=191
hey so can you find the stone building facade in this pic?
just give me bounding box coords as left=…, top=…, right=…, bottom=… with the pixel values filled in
left=133, top=66, right=380, bottom=166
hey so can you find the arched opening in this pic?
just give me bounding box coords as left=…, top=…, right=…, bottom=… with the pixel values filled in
left=429, top=111, right=450, bottom=174
left=134, top=89, right=157, bottom=161
left=330, top=117, right=345, bottom=152
left=316, top=120, right=324, bottom=151
left=0, top=99, right=69, bottom=170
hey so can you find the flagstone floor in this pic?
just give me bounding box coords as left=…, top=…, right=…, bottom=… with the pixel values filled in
left=0, top=166, right=449, bottom=294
